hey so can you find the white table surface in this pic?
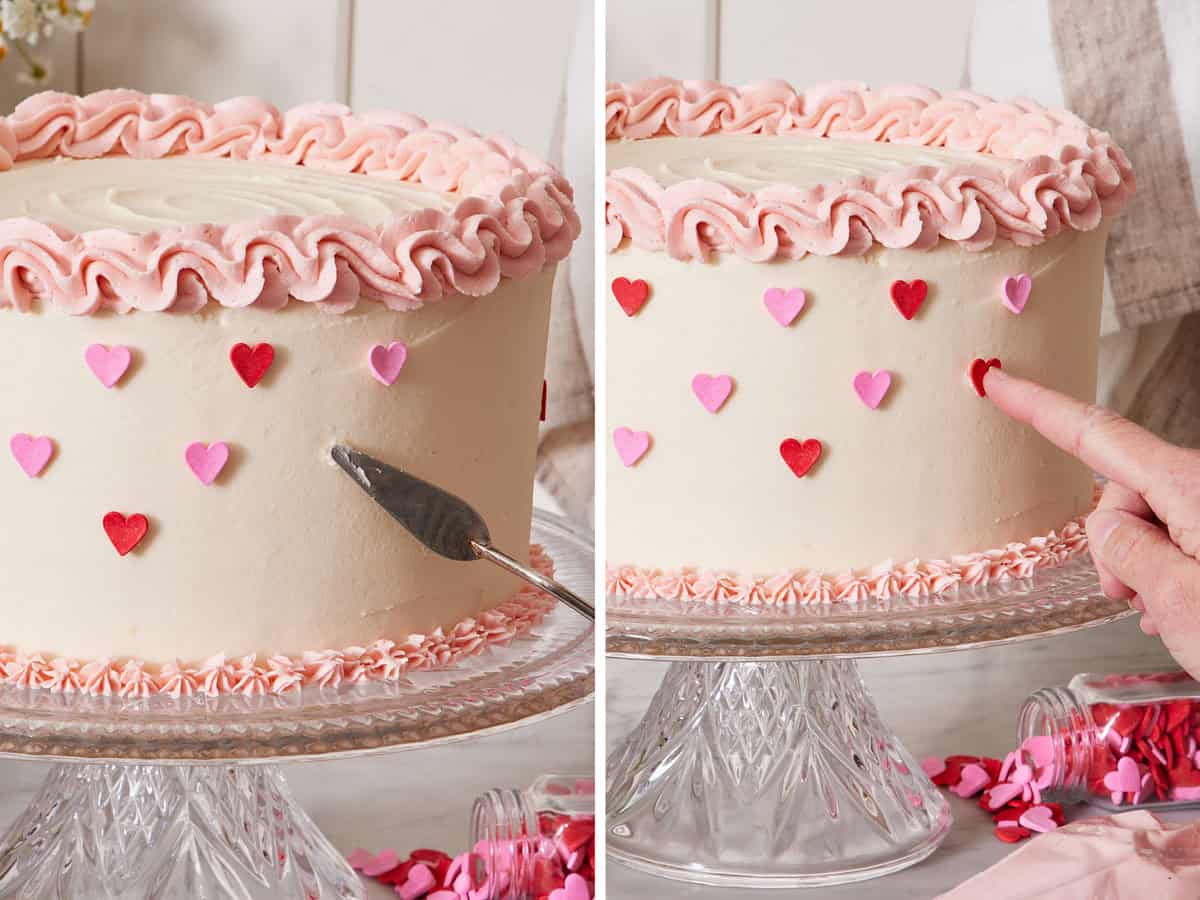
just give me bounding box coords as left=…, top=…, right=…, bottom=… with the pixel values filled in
left=607, top=615, right=1191, bottom=899
left=0, top=488, right=593, bottom=900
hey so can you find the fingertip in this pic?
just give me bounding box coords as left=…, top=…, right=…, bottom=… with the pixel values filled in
left=1140, top=614, right=1160, bottom=636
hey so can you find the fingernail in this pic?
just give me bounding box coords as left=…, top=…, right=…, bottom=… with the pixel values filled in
left=1087, top=508, right=1122, bottom=550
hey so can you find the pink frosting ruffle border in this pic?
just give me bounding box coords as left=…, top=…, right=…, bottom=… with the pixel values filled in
left=0, top=90, right=580, bottom=314
left=605, top=79, right=1134, bottom=261
left=0, top=546, right=556, bottom=698
left=607, top=518, right=1089, bottom=606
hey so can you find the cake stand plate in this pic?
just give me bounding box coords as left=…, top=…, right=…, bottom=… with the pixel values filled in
left=606, top=554, right=1133, bottom=888
left=0, top=511, right=594, bottom=900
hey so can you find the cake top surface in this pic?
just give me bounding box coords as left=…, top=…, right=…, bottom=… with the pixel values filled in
left=606, top=132, right=1000, bottom=191
left=605, top=78, right=1134, bottom=261
left=0, top=156, right=458, bottom=234
left=0, top=90, right=579, bottom=315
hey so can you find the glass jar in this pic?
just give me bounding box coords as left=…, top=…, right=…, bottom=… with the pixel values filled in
left=1018, top=670, right=1200, bottom=809
left=470, top=773, right=595, bottom=900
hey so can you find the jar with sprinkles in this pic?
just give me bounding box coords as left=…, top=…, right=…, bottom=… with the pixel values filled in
left=1018, top=671, right=1200, bottom=809
left=470, top=774, right=595, bottom=899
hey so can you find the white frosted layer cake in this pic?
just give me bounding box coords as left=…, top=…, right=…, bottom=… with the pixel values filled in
left=605, top=80, right=1134, bottom=605
left=0, top=90, right=579, bottom=694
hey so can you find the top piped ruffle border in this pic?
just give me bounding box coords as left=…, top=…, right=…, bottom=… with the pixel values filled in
left=0, top=90, right=580, bottom=314
left=605, top=79, right=1134, bottom=261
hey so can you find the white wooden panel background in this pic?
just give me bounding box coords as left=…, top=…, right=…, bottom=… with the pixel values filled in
left=608, top=0, right=975, bottom=91
left=0, top=0, right=582, bottom=160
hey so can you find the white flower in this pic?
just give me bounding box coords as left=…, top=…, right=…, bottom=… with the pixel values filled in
left=77, top=0, right=95, bottom=11
left=1, top=0, right=43, bottom=44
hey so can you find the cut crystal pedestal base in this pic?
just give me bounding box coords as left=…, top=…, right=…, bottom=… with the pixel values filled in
left=607, top=660, right=952, bottom=888
left=0, top=764, right=361, bottom=900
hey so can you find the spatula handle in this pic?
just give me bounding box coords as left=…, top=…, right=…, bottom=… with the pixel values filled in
left=471, top=541, right=595, bottom=621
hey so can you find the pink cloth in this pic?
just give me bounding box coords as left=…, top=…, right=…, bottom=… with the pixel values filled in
left=939, top=811, right=1200, bottom=900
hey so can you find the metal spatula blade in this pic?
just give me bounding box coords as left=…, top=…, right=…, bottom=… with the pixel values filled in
left=331, top=445, right=593, bottom=620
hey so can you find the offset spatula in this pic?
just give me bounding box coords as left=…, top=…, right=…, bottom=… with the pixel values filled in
left=331, top=445, right=594, bottom=621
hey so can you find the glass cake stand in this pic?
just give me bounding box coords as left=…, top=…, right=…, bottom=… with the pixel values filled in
left=0, top=511, right=594, bottom=900
left=606, top=552, right=1133, bottom=888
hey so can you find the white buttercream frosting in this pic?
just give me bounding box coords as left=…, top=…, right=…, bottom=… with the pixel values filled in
left=0, top=156, right=457, bottom=234
left=607, top=133, right=999, bottom=192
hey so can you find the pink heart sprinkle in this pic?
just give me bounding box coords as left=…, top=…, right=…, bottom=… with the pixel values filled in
left=84, top=343, right=133, bottom=388
left=920, top=756, right=946, bottom=778
left=345, top=848, right=375, bottom=871
left=1172, top=785, right=1200, bottom=802
left=398, top=864, right=437, bottom=900
left=1002, top=274, right=1033, bottom=314
left=1103, top=755, right=1142, bottom=795
left=362, top=849, right=400, bottom=877
left=852, top=369, right=892, bottom=409
left=613, top=427, right=650, bottom=467
left=987, top=781, right=1025, bottom=809
left=999, top=751, right=1017, bottom=782
left=368, top=341, right=409, bottom=386
left=1133, top=771, right=1155, bottom=805
left=952, top=763, right=991, bottom=798
left=1018, top=804, right=1058, bottom=833
left=549, top=873, right=591, bottom=900
left=763, top=287, right=807, bottom=327
left=691, top=373, right=733, bottom=413
left=1010, top=763, right=1034, bottom=786
left=1022, top=735, right=1055, bottom=769
left=9, top=434, right=53, bottom=478
left=184, top=442, right=230, bottom=486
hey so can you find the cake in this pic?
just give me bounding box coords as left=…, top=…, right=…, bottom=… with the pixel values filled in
left=605, top=79, right=1134, bottom=605
left=0, top=90, right=579, bottom=694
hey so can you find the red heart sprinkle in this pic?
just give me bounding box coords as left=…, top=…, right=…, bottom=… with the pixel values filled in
left=103, top=512, right=149, bottom=556
left=230, top=342, right=275, bottom=388
left=611, top=277, right=650, bottom=316
left=779, top=438, right=822, bottom=478
left=1166, top=701, right=1193, bottom=732
left=969, top=358, right=1002, bottom=397
left=994, top=825, right=1030, bottom=843
left=890, top=279, right=928, bottom=320
left=1113, top=707, right=1143, bottom=737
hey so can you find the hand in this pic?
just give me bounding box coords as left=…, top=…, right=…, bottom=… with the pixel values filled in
left=984, top=367, right=1200, bottom=676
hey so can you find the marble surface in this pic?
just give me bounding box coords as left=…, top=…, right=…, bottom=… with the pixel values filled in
left=607, top=614, right=1192, bottom=899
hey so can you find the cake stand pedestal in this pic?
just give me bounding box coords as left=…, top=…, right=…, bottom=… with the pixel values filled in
left=606, top=554, right=1133, bottom=888
left=0, top=511, right=594, bottom=900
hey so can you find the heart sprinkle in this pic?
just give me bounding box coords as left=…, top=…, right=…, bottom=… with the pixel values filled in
left=367, top=342, right=409, bottom=386
left=613, top=428, right=651, bottom=467
left=779, top=438, right=822, bottom=478
left=1002, top=273, right=1033, bottom=314
left=348, top=802, right=594, bottom=897
left=928, top=688, right=1200, bottom=844
left=852, top=369, right=892, bottom=409
left=84, top=344, right=133, bottom=388
left=691, top=373, right=734, bottom=413
left=969, top=357, right=1002, bottom=396
left=184, top=442, right=230, bottom=486
left=890, top=279, right=928, bottom=320
left=230, top=342, right=275, bottom=388
left=9, top=434, right=53, bottom=478
left=102, top=512, right=149, bottom=557
left=611, top=277, right=650, bottom=317
left=763, top=287, right=807, bottom=327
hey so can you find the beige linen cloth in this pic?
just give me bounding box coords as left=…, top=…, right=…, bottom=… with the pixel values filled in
left=537, top=6, right=594, bottom=527
left=970, top=0, right=1200, bottom=445
left=939, top=811, right=1200, bottom=899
